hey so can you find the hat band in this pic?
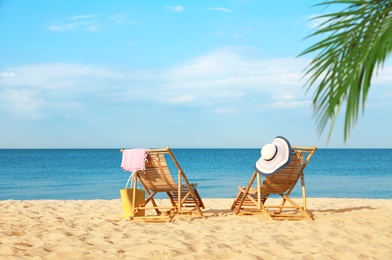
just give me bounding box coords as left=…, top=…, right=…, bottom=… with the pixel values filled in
left=264, top=145, right=277, bottom=161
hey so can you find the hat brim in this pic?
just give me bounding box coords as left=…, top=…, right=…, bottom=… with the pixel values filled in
left=255, top=136, right=292, bottom=176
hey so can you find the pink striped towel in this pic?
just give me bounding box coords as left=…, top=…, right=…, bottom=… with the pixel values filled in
left=121, top=148, right=147, bottom=172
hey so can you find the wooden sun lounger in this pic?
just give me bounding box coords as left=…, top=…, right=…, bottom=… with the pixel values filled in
left=127, top=147, right=204, bottom=222
left=231, top=146, right=317, bottom=220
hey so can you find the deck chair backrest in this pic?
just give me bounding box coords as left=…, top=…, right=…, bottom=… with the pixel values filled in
left=260, top=146, right=316, bottom=194
left=137, top=151, right=178, bottom=192
left=261, top=152, right=303, bottom=194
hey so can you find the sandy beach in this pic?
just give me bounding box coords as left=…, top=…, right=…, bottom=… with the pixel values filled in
left=1, top=198, right=391, bottom=259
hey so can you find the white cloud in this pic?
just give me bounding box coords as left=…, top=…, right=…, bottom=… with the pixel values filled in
left=48, top=14, right=138, bottom=32
left=49, top=21, right=100, bottom=32
left=0, top=72, right=16, bottom=77
left=164, top=5, right=185, bottom=12
left=48, top=14, right=101, bottom=32
left=70, top=14, right=100, bottom=20
left=48, top=22, right=100, bottom=32
left=165, top=48, right=307, bottom=91
left=110, top=14, right=138, bottom=25
left=209, top=7, right=232, bottom=13
left=0, top=48, right=314, bottom=119
left=1, top=63, right=121, bottom=90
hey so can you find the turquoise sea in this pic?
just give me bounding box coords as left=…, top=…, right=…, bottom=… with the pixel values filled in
left=0, top=148, right=391, bottom=200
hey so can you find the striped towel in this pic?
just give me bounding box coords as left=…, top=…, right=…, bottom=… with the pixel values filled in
left=121, top=148, right=147, bottom=172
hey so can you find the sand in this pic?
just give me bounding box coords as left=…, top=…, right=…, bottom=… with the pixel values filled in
left=1, top=198, right=391, bottom=259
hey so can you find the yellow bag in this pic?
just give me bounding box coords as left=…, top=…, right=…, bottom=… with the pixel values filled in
left=120, top=188, right=145, bottom=219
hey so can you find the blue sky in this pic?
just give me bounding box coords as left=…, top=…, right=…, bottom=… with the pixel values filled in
left=1, top=0, right=391, bottom=148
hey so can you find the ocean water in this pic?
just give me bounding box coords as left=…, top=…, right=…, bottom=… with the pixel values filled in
left=0, top=148, right=391, bottom=200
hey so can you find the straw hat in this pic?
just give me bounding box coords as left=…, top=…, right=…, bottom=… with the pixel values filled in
left=255, top=136, right=292, bottom=176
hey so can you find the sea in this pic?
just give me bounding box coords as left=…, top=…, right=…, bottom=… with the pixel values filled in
left=0, top=148, right=391, bottom=200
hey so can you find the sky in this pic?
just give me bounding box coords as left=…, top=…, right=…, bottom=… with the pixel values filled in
left=1, top=0, right=391, bottom=149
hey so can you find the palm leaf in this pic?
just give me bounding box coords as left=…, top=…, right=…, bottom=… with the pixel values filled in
left=300, top=0, right=392, bottom=141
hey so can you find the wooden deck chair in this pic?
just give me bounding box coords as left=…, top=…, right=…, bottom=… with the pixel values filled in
left=231, top=146, right=317, bottom=220
left=130, top=147, right=204, bottom=222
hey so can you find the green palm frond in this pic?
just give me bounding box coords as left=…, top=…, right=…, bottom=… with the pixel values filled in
left=300, top=0, right=392, bottom=141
